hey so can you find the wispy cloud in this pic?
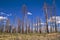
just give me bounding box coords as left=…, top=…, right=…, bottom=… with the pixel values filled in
left=7, top=13, right=12, bottom=16
left=0, top=12, right=12, bottom=16
left=0, top=12, right=6, bottom=15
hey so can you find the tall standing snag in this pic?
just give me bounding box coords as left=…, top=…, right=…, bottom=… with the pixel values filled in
left=39, top=18, right=41, bottom=33
left=6, top=19, right=10, bottom=33
left=22, top=4, right=27, bottom=33
left=49, top=6, right=53, bottom=33
left=36, top=17, right=39, bottom=33
left=52, top=0, right=57, bottom=32
left=17, top=18, right=21, bottom=33
left=43, top=2, right=49, bottom=33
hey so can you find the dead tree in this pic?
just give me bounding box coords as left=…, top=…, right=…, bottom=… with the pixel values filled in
left=36, top=17, right=39, bottom=33
left=43, top=2, right=49, bottom=33
left=31, top=18, right=34, bottom=33
left=39, top=18, right=41, bottom=33
left=26, top=20, right=28, bottom=34
left=27, top=19, right=30, bottom=33
left=15, top=15, right=18, bottom=33
left=6, top=19, right=10, bottom=33
left=22, top=4, right=27, bottom=33
left=35, top=22, right=36, bottom=33
left=25, top=19, right=30, bottom=34
left=17, top=18, right=21, bottom=33
left=28, top=21, right=30, bottom=33
left=49, top=6, right=53, bottom=33
left=52, top=0, right=57, bottom=32
left=21, top=22, right=23, bottom=33
left=36, top=17, right=41, bottom=33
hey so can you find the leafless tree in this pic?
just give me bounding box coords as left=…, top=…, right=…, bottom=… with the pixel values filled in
left=22, top=4, right=27, bottom=34
left=17, top=18, right=21, bottom=33
left=52, top=0, right=57, bottom=32
left=36, top=17, right=39, bottom=33
left=6, top=19, right=10, bottom=33
left=49, top=6, right=53, bottom=33
left=39, top=18, right=41, bottom=33
left=43, top=2, right=49, bottom=33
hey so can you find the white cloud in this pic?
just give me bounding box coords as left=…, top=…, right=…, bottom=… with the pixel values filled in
left=0, top=16, right=8, bottom=20
left=57, top=21, right=60, bottom=24
left=48, top=16, right=60, bottom=23
left=27, top=12, right=32, bottom=15
left=33, top=23, right=46, bottom=26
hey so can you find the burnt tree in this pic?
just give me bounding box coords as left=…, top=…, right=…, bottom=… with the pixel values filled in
left=43, top=2, right=49, bottom=33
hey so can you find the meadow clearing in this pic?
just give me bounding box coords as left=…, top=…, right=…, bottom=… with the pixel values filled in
left=0, top=33, right=60, bottom=40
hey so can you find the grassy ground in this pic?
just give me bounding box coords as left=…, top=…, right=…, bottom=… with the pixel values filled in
left=0, top=33, right=60, bottom=40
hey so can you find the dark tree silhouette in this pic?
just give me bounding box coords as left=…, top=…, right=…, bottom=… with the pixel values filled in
left=43, top=2, right=49, bottom=33
left=22, top=4, right=27, bottom=33
left=17, top=18, right=21, bottom=33
left=52, top=0, right=57, bottom=32
left=6, top=19, right=10, bottom=33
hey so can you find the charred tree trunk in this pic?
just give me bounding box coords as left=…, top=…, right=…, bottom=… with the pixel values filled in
left=53, top=0, right=57, bottom=32
left=49, top=6, right=53, bottom=33
left=22, top=22, right=24, bottom=34
left=28, top=20, right=30, bottom=33
left=6, top=19, right=10, bottom=33
left=22, top=4, right=27, bottom=34
left=39, top=18, right=41, bottom=33
left=43, top=2, right=49, bottom=33
left=17, top=18, right=21, bottom=33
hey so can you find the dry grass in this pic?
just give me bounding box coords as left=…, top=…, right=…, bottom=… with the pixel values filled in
left=0, top=33, right=60, bottom=40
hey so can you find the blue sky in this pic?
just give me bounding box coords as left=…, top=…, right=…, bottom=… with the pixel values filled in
left=0, top=0, right=60, bottom=25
